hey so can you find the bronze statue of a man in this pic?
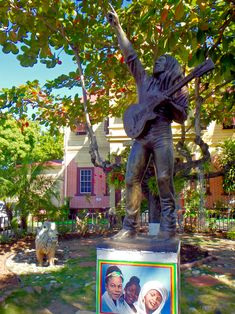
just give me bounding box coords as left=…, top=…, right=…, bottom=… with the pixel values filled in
left=107, top=7, right=188, bottom=240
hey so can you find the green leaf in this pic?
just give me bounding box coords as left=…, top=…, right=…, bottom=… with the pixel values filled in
left=16, top=54, right=37, bottom=67
left=195, top=48, right=206, bottom=63
left=168, top=33, right=178, bottom=50
left=0, top=31, right=7, bottom=44
left=196, top=29, right=206, bottom=44
left=175, top=1, right=185, bottom=21
left=1, top=41, right=18, bottom=54
left=2, top=42, right=12, bottom=54
left=140, top=8, right=156, bottom=24
left=11, top=44, right=19, bottom=54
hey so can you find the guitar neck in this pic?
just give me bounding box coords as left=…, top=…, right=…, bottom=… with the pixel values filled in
left=165, top=71, right=196, bottom=97
left=164, top=58, right=214, bottom=97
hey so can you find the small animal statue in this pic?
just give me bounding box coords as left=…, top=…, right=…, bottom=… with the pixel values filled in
left=35, top=221, right=58, bottom=266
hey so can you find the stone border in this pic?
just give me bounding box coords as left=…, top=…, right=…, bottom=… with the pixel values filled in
left=5, top=248, right=68, bottom=276
left=181, top=254, right=217, bottom=270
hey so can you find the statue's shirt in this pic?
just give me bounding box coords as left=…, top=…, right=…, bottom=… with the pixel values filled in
left=125, top=53, right=188, bottom=126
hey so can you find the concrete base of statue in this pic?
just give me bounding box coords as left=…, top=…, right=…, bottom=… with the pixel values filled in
left=96, top=234, right=180, bottom=314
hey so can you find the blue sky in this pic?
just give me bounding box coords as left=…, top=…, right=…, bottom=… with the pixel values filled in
left=0, top=50, right=79, bottom=96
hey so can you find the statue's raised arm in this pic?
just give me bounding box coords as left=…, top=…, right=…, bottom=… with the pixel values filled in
left=107, top=4, right=135, bottom=60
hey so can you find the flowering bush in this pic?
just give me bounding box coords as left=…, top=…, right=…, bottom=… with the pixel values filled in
left=108, top=168, right=125, bottom=189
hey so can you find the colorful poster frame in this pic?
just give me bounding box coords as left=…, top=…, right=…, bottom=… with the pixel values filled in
left=96, top=249, right=179, bottom=314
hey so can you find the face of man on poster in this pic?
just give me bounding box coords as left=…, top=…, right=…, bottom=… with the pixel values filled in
left=105, top=275, right=123, bottom=301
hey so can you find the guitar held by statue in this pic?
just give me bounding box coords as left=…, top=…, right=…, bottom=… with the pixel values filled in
left=123, top=58, right=215, bottom=139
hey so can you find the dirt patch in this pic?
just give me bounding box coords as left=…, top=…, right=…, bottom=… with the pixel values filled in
left=185, top=275, right=221, bottom=287
left=0, top=236, right=35, bottom=290
left=180, top=243, right=209, bottom=264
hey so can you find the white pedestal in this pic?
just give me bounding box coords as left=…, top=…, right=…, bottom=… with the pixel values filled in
left=96, top=236, right=180, bottom=314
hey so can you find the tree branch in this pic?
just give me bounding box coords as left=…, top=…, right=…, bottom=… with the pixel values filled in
left=203, top=78, right=234, bottom=103
left=209, top=8, right=234, bottom=53
left=175, top=78, right=211, bottom=175
left=71, top=45, right=106, bottom=168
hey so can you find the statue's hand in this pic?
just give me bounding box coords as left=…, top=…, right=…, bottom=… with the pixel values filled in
left=107, top=4, right=120, bottom=28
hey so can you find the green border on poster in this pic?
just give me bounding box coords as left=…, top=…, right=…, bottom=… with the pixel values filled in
left=96, top=259, right=178, bottom=314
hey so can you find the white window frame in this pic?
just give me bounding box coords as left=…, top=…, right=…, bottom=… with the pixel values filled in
left=80, top=169, right=92, bottom=194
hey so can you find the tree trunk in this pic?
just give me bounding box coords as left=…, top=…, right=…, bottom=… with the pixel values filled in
left=197, top=164, right=206, bottom=231
left=195, top=78, right=206, bottom=230
left=20, top=216, right=27, bottom=231
left=5, top=204, right=13, bottom=224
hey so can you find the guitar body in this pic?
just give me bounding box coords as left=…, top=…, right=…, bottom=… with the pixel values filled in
left=123, top=103, right=158, bottom=138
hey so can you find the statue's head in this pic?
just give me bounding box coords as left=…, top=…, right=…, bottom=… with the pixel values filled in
left=36, top=221, right=58, bottom=240
left=153, top=54, right=184, bottom=91
left=153, top=55, right=167, bottom=76
left=153, top=54, right=182, bottom=78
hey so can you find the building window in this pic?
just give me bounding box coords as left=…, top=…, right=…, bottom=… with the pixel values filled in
left=79, top=169, right=92, bottom=194
left=76, top=122, right=87, bottom=135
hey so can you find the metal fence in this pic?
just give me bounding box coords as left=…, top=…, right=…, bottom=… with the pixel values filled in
left=0, top=216, right=12, bottom=235
left=1, top=208, right=234, bottom=238
left=178, top=208, right=235, bottom=233
left=0, top=215, right=110, bottom=237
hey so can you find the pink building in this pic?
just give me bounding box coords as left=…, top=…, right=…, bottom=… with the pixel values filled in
left=63, top=120, right=112, bottom=217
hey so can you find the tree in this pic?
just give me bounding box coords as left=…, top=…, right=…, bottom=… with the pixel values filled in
left=0, top=115, right=63, bottom=167
left=0, top=116, right=63, bottom=230
left=0, top=161, right=60, bottom=230
left=0, top=0, right=234, bottom=171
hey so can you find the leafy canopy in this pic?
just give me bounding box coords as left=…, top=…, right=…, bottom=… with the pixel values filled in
left=0, top=116, right=63, bottom=228
left=0, top=115, right=63, bottom=168
left=0, top=0, right=234, bottom=130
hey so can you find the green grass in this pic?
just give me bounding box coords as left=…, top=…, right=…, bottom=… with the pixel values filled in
left=180, top=274, right=235, bottom=314
left=0, top=246, right=97, bottom=314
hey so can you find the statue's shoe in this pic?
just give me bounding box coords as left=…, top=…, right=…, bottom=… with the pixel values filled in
left=112, top=229, right=137, bottom=240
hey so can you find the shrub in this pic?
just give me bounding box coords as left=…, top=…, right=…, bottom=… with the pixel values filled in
left=0, top=234, right=12, bottom=244
left=227, top=225, right=235, bottom=240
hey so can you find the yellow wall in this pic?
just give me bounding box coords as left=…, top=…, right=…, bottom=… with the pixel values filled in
left=65, top=122, right=110, bottom=167
left=203, top=121, right=234, bottom=153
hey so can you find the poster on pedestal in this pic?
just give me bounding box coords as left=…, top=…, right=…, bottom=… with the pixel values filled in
left=96, top=245, right=179, bottom=314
